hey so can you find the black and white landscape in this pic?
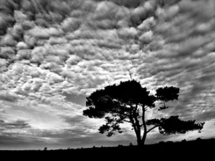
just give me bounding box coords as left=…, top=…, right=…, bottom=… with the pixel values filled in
left=0, top=0, right=215, bottom=151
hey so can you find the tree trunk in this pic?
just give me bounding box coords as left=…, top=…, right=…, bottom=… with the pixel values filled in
left=136, top=129, right=142, bottom=147
left=141, top=131, right=147, bottom=146
left=137, top=138, right=142, bottom=146
left=136, top=132, right=147, bottom=147
left=138, top=106, right=147, bottom=147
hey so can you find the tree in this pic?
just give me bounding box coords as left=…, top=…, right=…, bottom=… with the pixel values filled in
left=83, top=80, right=205, bottom=147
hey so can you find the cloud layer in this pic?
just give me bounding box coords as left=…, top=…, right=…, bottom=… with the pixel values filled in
left=0, top=0, right=215, bottom=149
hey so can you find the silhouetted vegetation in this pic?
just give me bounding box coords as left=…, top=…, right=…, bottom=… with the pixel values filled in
left=83, top=80, right=204, bottom=146
left=1, top=138, right=214, bottom=160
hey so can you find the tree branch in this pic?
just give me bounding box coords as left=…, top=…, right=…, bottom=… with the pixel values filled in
left=141, top=107, right=147, bottom=139
left=147, top=125, right=158, bottom=133
left=134, top=103, right=138, bottom=112
left=128, top=115, right=138, bottom=134
left=133, top=105, right=141, bottom=131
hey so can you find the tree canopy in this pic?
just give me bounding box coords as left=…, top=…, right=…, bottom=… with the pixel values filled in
left=83, top=80, right=205, bottom=146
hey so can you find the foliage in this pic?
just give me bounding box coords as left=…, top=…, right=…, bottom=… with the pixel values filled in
left=83, top=80, right=205, bottom=146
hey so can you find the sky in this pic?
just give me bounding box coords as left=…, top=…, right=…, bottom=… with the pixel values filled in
left=0, top=0, right=215, bottom=150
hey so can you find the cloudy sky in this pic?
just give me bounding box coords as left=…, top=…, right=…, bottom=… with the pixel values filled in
left=0, top=0, right=215, bottom=150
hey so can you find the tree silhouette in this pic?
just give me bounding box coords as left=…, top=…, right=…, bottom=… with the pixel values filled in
left=83, top=80, right=205, bottom=146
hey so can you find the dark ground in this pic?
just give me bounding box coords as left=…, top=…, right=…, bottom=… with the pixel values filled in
left=0, top=138, right=213, bottom=160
